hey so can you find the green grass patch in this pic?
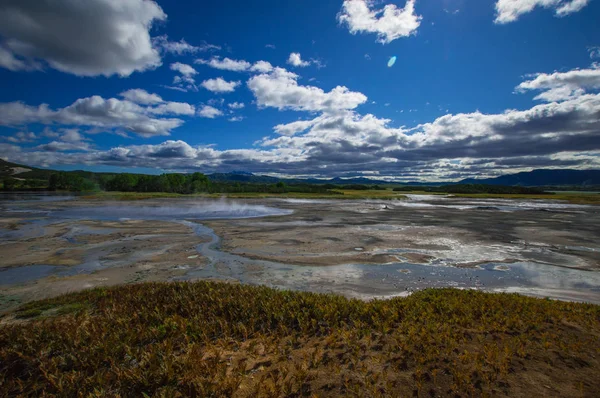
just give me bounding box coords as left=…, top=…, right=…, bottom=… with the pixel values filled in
left=82, top=189, right=407, bottom=201
left=1, top=282, right=599, bottom=397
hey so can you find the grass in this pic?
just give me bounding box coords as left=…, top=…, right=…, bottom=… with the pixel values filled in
left=1, top=282, right=599, bottom=397
left=81, top=191, right=191, bottom=201
left=82, top=189, right=407, bottom=201
left=80, top=189, right=600, bottom=204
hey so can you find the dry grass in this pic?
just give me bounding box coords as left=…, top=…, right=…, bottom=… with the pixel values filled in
left=448, top=192, right=600, bottom=205
left=1, top=282, right=599, bottom=397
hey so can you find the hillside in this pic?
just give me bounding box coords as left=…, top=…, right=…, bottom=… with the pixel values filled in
left=0, top=159, right=37, bottom=178
left=459, top=169, right=600, bottom=186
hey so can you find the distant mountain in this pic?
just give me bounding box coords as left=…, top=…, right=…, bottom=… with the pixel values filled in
left=3, top=159, right=599, bottom=187
left=207, top=172, right=280, bottom=183
left=459, top=169, right=600, bottom=186
left=206, top=173, right=393, bottom=185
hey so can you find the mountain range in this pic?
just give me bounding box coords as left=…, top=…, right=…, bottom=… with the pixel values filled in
left=1, top=159, right=599, bottom=187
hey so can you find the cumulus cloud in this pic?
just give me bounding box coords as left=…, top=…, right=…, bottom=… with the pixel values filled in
left=287, top=53, right=310, bottom=67
left=200, top=78, right=241, bottom=93
left=170, top=62, right=197, bottom=77
left=228, top=102, right=245, bottom=109
left=0, top=95, right=194, bottom=137
left=198, top=105, right=224, bottom=118
left=5, top=88, right=600, bottom=179
left=170, top=62, right=199, bottom=91
left=4, top=64, right=600, bottom=181
left=120, top=89, right=163, bottom=105
left=148, top=102, right=196, bottom=116
left=337, top=0, right=422, bottom=44
left=0, top=46, right=34, bottom=71
left=249, top=60, right=274, bottom=73
left=516, top=65, right=600, bottom=101
left=33, top=128, right=91, bottom=152
left=229, top=116, right=245, bottom=122
left=247, top=67, right=368, bottom=112
left=153, top=35, right=220, bottom=55
left=195, top=57, right=251, bottom=72
left=0, top=0, right=166, bottom=76
left=3, top=131, right=37, bottom=143
left=273, top=119, right=318, bottom=136
left=494, top=0, right=590, bottom=24
left=195, top=56, right=274, bottom=73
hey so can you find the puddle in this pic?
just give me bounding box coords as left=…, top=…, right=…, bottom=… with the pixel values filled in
left=0, top=265, right=68, bottom=285
left=55, top=200, right=292, bottom=221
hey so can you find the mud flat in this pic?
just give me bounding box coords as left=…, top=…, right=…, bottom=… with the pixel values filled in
left=1, top=194, right=599, bottom=310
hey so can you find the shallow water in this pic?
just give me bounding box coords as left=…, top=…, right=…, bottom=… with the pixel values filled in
left=0, top=265, right=68, bottom=286
left=176, top=221, right=600, bottom=302
left=1, top=195, right=599, bottom=303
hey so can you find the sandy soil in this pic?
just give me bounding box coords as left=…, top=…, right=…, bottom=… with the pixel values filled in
left=205, top=198, right=600, bottom=270
left=0, top=217, right=208, bottom=309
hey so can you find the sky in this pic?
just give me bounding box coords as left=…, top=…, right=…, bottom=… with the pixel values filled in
left=0, top=0, right=599, bottom=182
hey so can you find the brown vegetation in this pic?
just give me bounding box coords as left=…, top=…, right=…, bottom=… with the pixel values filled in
left=1, top=282, right=599, bottom=397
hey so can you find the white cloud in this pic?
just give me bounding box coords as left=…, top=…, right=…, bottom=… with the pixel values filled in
left=153, top=35, right=220, bottom=55
left=250, top=60, right=274, bottom=73
left=589, top=47, right=600, bottom=60
left=59, top=129, right=85, bottom=143
left=247, top=67, right=368, bottom=112
left=337, top=0, right=422, bottom=44
left=274, top=119, right=318, bottom=136
left=0, top=46, right=32, bottom=71
left=0, top=0, right=166, bottom=76
left=170, top=62, right=197, bottom=77
left=200, top=77, right=241, bottom=93
left=120, top=89, right=163, bottom=105
left=170, top=63, right=199, bottom=92
left=195, top=56, right=274, bottom=73
left=265, top=44, right=276, bottom=49
left=5, top=87, right=600, bottom=178
left=0, top=95, right=194, bottom=137
left=516, top=65, right=600, bottom=101
left=195, top=57, right=251, bottom=72
left=198, top=105, right=224, bottom=118
left=149, top=102, right=196, bottom=116
left=229, top=116, right=245, bottom=122
left=494, top=0, right=590, bottom=24
left=34, top=128, right=91, bottom=152
left=4, top=131, right=37, bottom=143
left=36, top=141, right=90, bottom=152
left=5, top=64, right=600, bottom=180
left=287, top=52, right=310, bottom=67
left=228, top=102, right=245, bottom=109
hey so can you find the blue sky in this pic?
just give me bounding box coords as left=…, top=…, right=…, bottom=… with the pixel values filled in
left=0, top=0, right=599, bottom=181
